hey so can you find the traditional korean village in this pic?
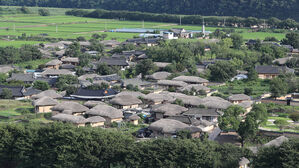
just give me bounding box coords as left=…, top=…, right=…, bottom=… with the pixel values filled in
left=0, top=2, right=298, bottom=168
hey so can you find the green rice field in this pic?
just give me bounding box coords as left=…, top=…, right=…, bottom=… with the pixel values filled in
left=0, top=6, right=288, bottom=47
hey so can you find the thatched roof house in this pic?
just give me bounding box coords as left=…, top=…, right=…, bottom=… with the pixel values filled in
left=86, top=116, right=106, bottom=127
left=157, top=80, right=187, bottom=88
left=110, top=95, right=142, bottom=109
left=33, top=96, right=59, bottom=113
left=33, top=96, right=58, bottom=106
left=32, top=90, right=63, bottom=99
left=228, top=94, right=251, bottom=104
left=179, top=84, right=211, bottom=93
left=201, top=96, right=232, bottom=109
left=116, top=91, right=145, bottom=98
left=42, top=69, right=74, bottom=77
left=86, top=104, right=123, bottom=124
left=52, top=113, right=86, bottom=126
left=173, top=76, right=209, bottom=85
left=151, top=103, right=188, bottom=119
left=78, top=73, right=101, bottom=81
left=45, top=59, right=63, bottom=66
left=149, top=119, right=193, bottom=137
left=147, top=71, right=171, bottom=80
left=84, top=101, right=107, bottom=108
left=52, top=101, right=89, bottom=115
left=144, top=93, right=176, bottom=105
left=128, top=114, right=140, bottom=125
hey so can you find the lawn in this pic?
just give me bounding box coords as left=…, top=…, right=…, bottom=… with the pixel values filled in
left=14, top=58, right=52, bottom=69
left=0, top=100, right=33, bottom=117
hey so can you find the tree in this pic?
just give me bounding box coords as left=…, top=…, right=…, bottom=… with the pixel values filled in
left=218, top=105, right=245, bottom=131
left=33, top=80, right=50, bottom=91
left=274, top=119, right=288, bottom=131
left=252, top=139, right=299, bottom=168
left=246, top=67, right=258, bottom=81
left=91, top=33, right=100, bottom=39
left=38, top=9, right=50, bottom=16
left=136, top=59, right=158, bottom=78
left=230, top=33, right=243, bottom=49
left=270, top=78, right=288, bottom=99
left=65, top=42, right=81, bottom=57
left=208, top=61, right=237, bottom=82
left=55, top=75, right=78, bottom=91
left=250, top=104, right=268, bottom=124
left=96, top=63, right=111, bottom=75
left=281, top=32, right=299, bottom=49
left=0, top=88, right=13, bottom=99
left=76, top=36, right=86, bottom=41
left=237, top=114, right=258, bottom=146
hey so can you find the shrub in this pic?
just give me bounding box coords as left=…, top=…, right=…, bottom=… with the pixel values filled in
left=289, top=112, right=299, bottom=122
left=38, top=9, right=50, bottom=16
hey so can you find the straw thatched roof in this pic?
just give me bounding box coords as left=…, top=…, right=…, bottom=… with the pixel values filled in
left=228, top=94, right=251, bottom=101
left=86, top=116, right=106, bottom=123
left=32, top=90, right=63, bottom=99
left=157, top=80, right=187, bottom=87
left=128, top=114, right=140, bottom=120
left=116, top=91, right=145, bottom=98
left=147, top=71, right=171, bottom=80
left=173, top=76, right=209, bottom=84
left=201, top=96, right=232, bottom=109
left=84, top=101, right=107, bottom=108
left=110, top=95, right=142, bottom=106
left=52, top=101, right=89, bottom=113
left=78, top=73, right=101, bottom=81
left=238, top=101, right=253, bottom=109
left=52, top=113, right=87, bottom=124
left=179, top=84, right=211, bottom=92
left=45, top=59, right=62, bottom=66
left=144, top=93, right=176, bottom=103
left=33, top=96, right=58, bottom=106
left=263, top=136, right=289, bottom=147
left=151, top=103, right=188, bottom=116
left=86, top=104, right=123, bottom=119
left=149, top=119, right=189, bottom=134
left=42, top=69, right=73, bottom=76
left=160, top=92, right=203, bottom=106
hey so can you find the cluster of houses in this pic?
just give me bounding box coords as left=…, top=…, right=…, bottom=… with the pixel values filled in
left=0, top=35, right=298, bottom=140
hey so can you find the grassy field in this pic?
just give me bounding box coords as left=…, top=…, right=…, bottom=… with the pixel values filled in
left=14, top=58, right=52, bottom=69
left=0, top=6, right=288, bottom=47
left=210, top=80, right=270, bottom=99
left=0, top=100, right=33, bottom=117
left=260, top=116, right=299, bottom=133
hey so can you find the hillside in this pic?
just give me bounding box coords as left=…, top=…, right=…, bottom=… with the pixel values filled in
left=0, top=0, right=298, bottom=21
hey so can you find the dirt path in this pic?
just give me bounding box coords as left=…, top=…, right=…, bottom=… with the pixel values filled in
left=73, top=30, right=105, bottom=34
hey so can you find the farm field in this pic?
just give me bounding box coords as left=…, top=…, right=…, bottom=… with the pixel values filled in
left=0, top=6, right=288, bottom=47
left=0, top=100, right=33, bottom=118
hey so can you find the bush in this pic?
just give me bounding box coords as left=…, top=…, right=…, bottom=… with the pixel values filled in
left=33, top=80, right=50, bottom=91
left=38, top=9, right=50, bottom=16
left=44, top=113, right=52, bottom=119
left=0, top=88, right=12, bottom=99
left=289, top=112, right=299, bottom=122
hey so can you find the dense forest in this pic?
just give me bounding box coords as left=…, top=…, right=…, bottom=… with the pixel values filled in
left=0, top=0, right=298, bottom=21
left=0, top=122, right=298, bottom=168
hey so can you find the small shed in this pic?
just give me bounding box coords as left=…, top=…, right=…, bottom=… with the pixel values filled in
left=33, top=96, right=58, bottom=113
left=86, top=116, right=106, bottom=127
left=228, top=94, right=251, bottom=104
left=52, top=113, right=87, bottom=127
left=128, top=114, right=140, bottom=125
left=86, top=104, right=123, bottom=124
left=110, top=95, right=142, bottom=109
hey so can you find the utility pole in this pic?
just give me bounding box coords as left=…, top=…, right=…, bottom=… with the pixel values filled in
left=179, top=15, right=182, bottom=25
left=105, top=21, right=107, bottom=31
left=223, top=18, right=226, bottom=27
left=56, top=25, right=58, bottom=33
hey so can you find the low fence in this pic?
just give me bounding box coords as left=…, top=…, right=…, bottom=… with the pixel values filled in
left=261, top=99, right=299, bottom=106
left=259, top=129, right=299, bottom=138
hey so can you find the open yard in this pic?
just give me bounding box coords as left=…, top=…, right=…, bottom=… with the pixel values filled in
left=0, top=6, right=287, bottom=47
